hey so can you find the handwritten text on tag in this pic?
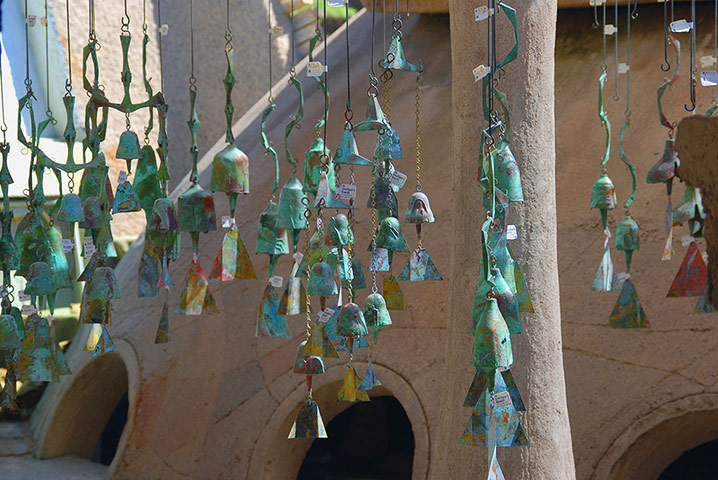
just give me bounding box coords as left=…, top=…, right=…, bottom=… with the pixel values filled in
left=21, top=305, right=36, bottom=315
left=701, top=70, right=718, bottom=87
left=701, top=56, right=717, bottom=68
left=338, top=184, right=357, bottom=200
left=603, top=24, right=617, bottom=35
left=118, top=171, right=128, bottom=184
left=390, top=171, right=408, bottom=189
left=506, top=225, right=518, bottom=240
left=473, top=64, right=491, bottom=83
left=491, top=391, right=513, bottom=408
left=18, top=290, right=31, bottom=302
left=474, top=6, right=493, bottom=21
left=26, top=15, right=37, bottom=27
left=222, top=216, right=235, bottom=228
left=270, top=25, right=284, bottom=36
left=318, top=308, right=335, bottom=324
left=159, top=24, right=169, bottom=36
left=61, top=239, right=74, bottom=253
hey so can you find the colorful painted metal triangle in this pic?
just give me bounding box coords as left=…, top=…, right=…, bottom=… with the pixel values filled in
left=174, top=259, right=219, bottom=315
left=0, top=314, right=22, bottom=349
left=155, top=299, right=170, bottom=344
left=591, top=239, right=619, bottom=292
left=358, top=354, right=382, bottom=392
left=662, top=200, right=674, bottom=261
left=501, top=369, right=525, bottom=412
left=278, top=275, right=308, bottom=316
left=333, top=128, right=374, bottom=166
left=51, top=324, right=71, bottom=376
left=667, top=241, right=708, bottom=297
left=256, top=284, right=291, bottom=339
left=288, top=400, right=328, bottom=439
left=337, top=364, right=370, bottom=402
left=85, top=323, right=103, bottom=351
left=463, top=368, right=488, bottom=408
left=113, top=180, right=142, bottom=213
left=608, top=278, right=650, bottom=328
left=138, top=234, right=161, bottom=298
left=209, top=226, right=257, bottom=281
left=383, top=274, right=407, bottom=310
left=301, top=322, right=339, bottom=359
left=509, top=250, right=534, bottom=313
left=694, top=296, right=713, bottom=314
left=382, top=35, right=423, bottom=74
left=92, top=325, right=116, bottom=357
left=398, top=248, right=443, bottom=281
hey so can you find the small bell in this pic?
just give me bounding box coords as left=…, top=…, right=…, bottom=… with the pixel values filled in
left=615, top=215, right=640, bottom=271
left=0, top=314, right=22, bottom=349
left=178, top=184, right=217, bottom=233
left=493, top=142, right=523, bottom=203
left=404, top=191, right=435, bottom=224
left=337, top=303, right=368, bottom=337
left=374, top=124, right=403, bottom=161
left=609, top=278, right=650, bottom=328
left=134, top=145, right=163, bottom=215
left=306, top=262, right=338, bottom=297
left=149, top=197, right=179, bottom=231
left=382, top=35, right=423, bottom=74
left=375, top=217, right=410, bottom=253
left=56, top=193, right=85, bottom=223
left=288, top=400, right=328, bottom=439
left=646, top=139, right=679, bottom=185
left=256, top=200, right=290, bottom=276
left=293, top=341, right=325, bottom=375
left=325, top=214, right=353, bottom=247
left=333, top=128, right=374, bottom=166
left=355, top=93, right=388, bottom=132
left=79, top=196, right=102, bottom=229
left=25, top=262, right=56, bottom=297
left=366, top=175, right=398, bottom=213
left=363, top=293, right=392, bottom=338
left=277, top=176, right=309, bottom=251
left=303, top=137, right=334, bottom=197
left=113, top=178, right=142, bottom=213
left=472, top=297, right=513, bottom=369
left=88, top=266, right=120, bottom=301
left=210, top=144, right=250, bottom=194
left=315, top=172, right=351, bottom=209
left=590, top=173, right=617, bottom=228
left=116, top=130, right=142, bottom=161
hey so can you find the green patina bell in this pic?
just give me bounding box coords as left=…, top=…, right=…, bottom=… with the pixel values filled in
left=18, top=314, right=53, bottom=382
left=404, top=191, right=435, bottom=224
left=374, top=125, right=402, bottom=161
left=56, top=193, right=85, bottom=223
left=382, top=35, right=423, bottom=74
left=0, top=314, right=22, bottom=349
left=325, top=214, right=353, bottom=247
left=306, top=262, right=337, bottom=296
left=673, top=187, right=703, bottom=226
left=293, top=341, right=325, bottom=375
left=367, top=175, right=398, bottom=212
left=494, top=142, right=523, bottom=202
left=277, top=176, right=308, bottom=251
left=113, top=179, right=142, bottom=213
left=615, top=215, right=640, bottom=271
left=355, top=93, right=388, bottom=132
left=25, top=262, right=55, bottom=296
left=472, top=297, right=513, bottom=369
left=590, top=173, right=617, bottom=228
left=256, top=200, right=290, bottom=255
left=345, top=257, right=367, bottom=290
left=134, top=145, right=163, bottom=214
left=337, top=303, right=368, bottom=337
left=327, top=248, right=353, bottom=284
left=211, top=144, right=249, bottom=194
left=303, top=137, right=334, bottom=197
left=646, top=139, right=678, bottom=185
left=79, top=197, right=102, bottom=229
left=296, top=226, right=327, bottom=278
left=116, top=129, right=142, bottom=162
left=333, top=128, right=374, bottom=166
left=375, top=217, right=409, bottom=253
left=88, top=266, right=120, bottom=301
left=149, top=197, right=179, bottom=231
left=490, top=267, right=521, bottom=334
left=0, top=212, right=19, bottom=271
left=363, top=293, right=392, bottom=333
left=178, top=184, right=217, bottom=233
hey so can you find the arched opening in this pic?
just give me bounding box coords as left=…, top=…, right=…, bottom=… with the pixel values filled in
left=658, top=439, right=718, bottom=479
left=296, top=396, right=415, bottom=480
left=41, top=353, right=129, bottom=465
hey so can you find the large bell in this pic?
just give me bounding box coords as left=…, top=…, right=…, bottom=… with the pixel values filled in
left=325, top=214, right=353, bottom=247
left=382, top=35, right=423, bottom=74
left=375, top=217, right=409, bottom=253
left=363, top=293, right=392, bottom=333
left=149, top=197, right=179, bottom=231
left=303, top=137, right=334, bottom=197
left=178, top=184, right=217, bottom=233
left=404, top=191, right=435, bottom=224
left=79, top=196, right=102, bottom=229
left=25, top=262, right=55, bottom=296
left=472, top=297, right=513, bottom=369
left=494, top=142, right=523, bottom=202
left=615, top=215, right=640, bottom=271
left=18, top=314, right=53, bottom=382
left=337, top=303, right=368, bottom=337
left=355, top=93, right=388, bottom=132
left=134, top=145, right=163, bottom=214
left=306, top=262, right=337, bottom=296
left=277, top=176, right=309, bottom=231
left=0, top=314, right=22, bottom=349
left=211, top=144, right=249, bottom=194
left=56, top=193, right=85, bottom=223
left=88, top=266, right=120, bottom=301
left=116, top=130, right=142, bottom=161
left=256, top=200, right=290, bottom=256
left=647, top=138, right=679, bottom=185
left=333, top=128, right=374, bottom=166
left=374, top=124, right=403, bottom=162
left=366, top=175, right=398, bottom=212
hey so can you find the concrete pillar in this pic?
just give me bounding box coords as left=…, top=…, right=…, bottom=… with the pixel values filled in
left=433, top=1, right=576, bottom=478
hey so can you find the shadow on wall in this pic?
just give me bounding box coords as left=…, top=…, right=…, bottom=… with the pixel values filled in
left=297, top=396, right=415, bottom=480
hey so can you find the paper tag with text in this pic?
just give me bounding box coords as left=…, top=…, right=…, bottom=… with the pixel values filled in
left=26, top=15, right=37, bottom=27
left=18, top=290, right=31, bottom=302
left=61, top=238, right=74, bottom=253
left=83, top=237, right=96, bottom=258
left=118, top=170, right=128, bottom=184
left=701, top=70, right=718, bottom=87
left=21, top=304, right=36, bottom=315
left=670, top=19, right=693, bottom=33
left=506, top=224, right=518, bottom=240
left=270, top=25, right=284, bottom=36
left=474, top=6, right=493, bottom=21
left=307, top=62, right=326, bottom=77
left=616, top=272, right=631, bottom=283
left=328, top=0, right=347, bottom=5
left=338, top=184, right=357, bottom=200
left=473, top=64, right=491, bottom=83
left=222, top=216, right=235, bottom=228
left=318, top=307, right=335, bottom=324
left=603, top=24, right=617, bottom=35
left=269, top=275, right=283, bottom=288
left=701, top=56, right=717, bottom=68
left=490, top=391, right=513, bottom=409
left=390, top=171, right=408, bottom=190
left=589, top=0, right=605, bottom=6
left=159, top=24, right=169, bottom=36
left=682, top=235, right=696, bottom=247
left=293, top=252, right=304, bottom=265
left=617, top=63, right=630, bottom=74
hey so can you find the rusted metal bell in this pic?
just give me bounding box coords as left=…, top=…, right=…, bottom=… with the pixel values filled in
left=0, top=314, right=22, bottom=349
left=590, top=173, right=617, bottom=211
left=325, top=214, right=353, bottom=247
left=647, top=139, right=679, bottom=185
left=333, top=128, right=374, bottom=166
left=293, top=341, right=325, bottom=375
left=88, top=266, right=120, bottom=301
left=375, top=217, right=409, bottom=252
left=363, top=293, right=392, bottom=331
left=494, top=143, right=523, bottom=202
left=472, top=297, right=513, bottom=369
left=79, top=196, right=102, bottom=229
left=277, top=176, right=308, bottom=230
left=337, top=303, right=368, bottom=337
left=355, top=93, right=388, bottom=132
left=116, top=130, right=142, bottom=161
left=367, top=175, right=398, bottom=212
left=374, top=125, right=402, bottom=161
left=56, top=193, right=85, bottom=223
left=25, top=262, right=55, bottom=296
left=211, top=144, right=249, bottom=194
left=306, top=262, right=337, bottom=296
left=178, top=184, right=217, bottom=233
left=149, top=197, right=179, bottom=231
left=404, top=191, right=435, bottom=224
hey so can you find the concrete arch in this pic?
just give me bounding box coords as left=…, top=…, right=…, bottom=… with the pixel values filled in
left=29, top=334, right=141, bottom=477
left=595, top=393, right=718, bottom=480
left=248, top=361, right=431, bottom=480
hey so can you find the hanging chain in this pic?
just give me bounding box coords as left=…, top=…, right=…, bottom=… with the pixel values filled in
left=415, top=80, right=421, bottom=193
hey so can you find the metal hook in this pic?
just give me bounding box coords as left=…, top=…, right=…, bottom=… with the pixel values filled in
left=660, top=0, right=671, bottom=72
left=684, top=0, right=697, bottom=112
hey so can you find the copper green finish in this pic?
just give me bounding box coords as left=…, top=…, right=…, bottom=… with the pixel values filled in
left=211, top=145, right=249, bottom=195
left=56, top=193, right=85, bottom=223
left=116, top=129, right=142, bottom=161
left=404, top=191, right=435, bottom=224
left=25, top=262, right=55, bottom=297
left=367, top=175, right=397, bottom=212
left=608, top=278, right=650, bottom=328
left=178, top=184, right=217, bottom=233
left=493, top=143, right=523, bottom=203
left=308, top=32, right=329, bottom=132
left=597, top=72, right=611, bottom=167
left=383, top=274, right=407, bottom=310
left=358, top=353, right=382, bottom=392
left=138, top=234, right=160, bottom=298
left=79, top=197, right=102, bottom=229
left=672, top=187, right=703, bottom=227
left=490, top=267, right=521, bottom=334
left=18, top=314, right=53, bottom=382
left=472, top=298, right=512, bottom=369
left=590, top=173, right=617, bottom=228
left=297, top=226, right=326, bottom=279
left=382, top=35, right=423, bottom=75
left=398, top=248, right=442, bottom=282
left=325, top=214, right=353, bottom=247
left=0, top=314, right=22, bottom=350
left=364, top=292, right=392, bottom=336
left=256, top=200, right=290, bottom=276
left=374, top=125, right=402, bottom=161
left=256, top=284, right=290, bottom=338
left=0, top=211, right=18, bottom=272
left=303, top=137, right=334, bottom=197
left=355, top=93, right=387, bottom=132
left=284, top=77, right=304, bottom=171
left=149, top=198, right=179, bottom=231
left=88, top=266, right=120, bottom=301
left=222, top=37, right=237, bottom=144
left=337, top=303, right=368, bottom=337
left=134, top=145, right=163, bottom=214
left=333, top=128, right=373, bottom=166
left=187, top=89, right=201, bottom=184
left=293, top=341, right=325, bottom=375
left=615, top=215, right=640, bottom=271
left=113, top=179, right=141, bottom=213
left=345, top=257, right=367, bottom=291
left=277, top=176, right=308, bottom=251
left=618, top=118, right=637, bottom=208
left=375, top=217, right=409, bottom=253
left=306, top=262, right=338, bottom=297
left=288, top=400, right=327, bottom=439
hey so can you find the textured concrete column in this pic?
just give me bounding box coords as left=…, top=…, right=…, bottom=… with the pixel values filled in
left=433, top=1, right=576, bottom=478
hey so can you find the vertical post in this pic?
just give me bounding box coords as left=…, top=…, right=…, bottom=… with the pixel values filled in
left=433, top=1, right=576, bottom=478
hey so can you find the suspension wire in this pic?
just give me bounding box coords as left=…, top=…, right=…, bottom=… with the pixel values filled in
left=613, top=0, right=620, bottom=101
left=322, top=0, right=328, bottom=146
left=345, top=1, right=351, bottom=115
left=290, top=0, right=295, bottom=68
left=268, top=0, right=273, bottom=101
left=661, top=0, right=670, bottom=71
left=189, top=0, right=196, bottom=90
left=45, top=0, right=55, bottom=121
left=65, top=0, right=72, bottom=94
left=685, top=0, right=696, bottom=112
left=158, top=0, right=165, bottom=93
left=24, top=0, right=32, bottom=92
left=714, top=0, right=717, bottom=105
left=625, top=0, right=632, bottom=116
left=0, top=34, right=7, bottom=141
left=602, top=0, right=607, bottom=72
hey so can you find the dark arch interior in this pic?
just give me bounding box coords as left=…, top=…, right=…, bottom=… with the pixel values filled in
left=91, top=391, right=128, bottom=466
left=658, top=439, right=718, bottom=479
left=297, top=396, right=415, bottom=480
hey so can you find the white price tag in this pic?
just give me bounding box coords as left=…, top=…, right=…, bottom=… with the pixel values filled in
left=670, top=19, right=693, bottom=33
left=616, top=272, right=631, bottom=283
left=317, top=307, right=335, bottom=324
left=18, top=290, right=31, bottom=302
left=61, top=238, right=74, bottom=253
left=682, top=235, right=696, bottom=247
left=617, top=63, right=630, bottom=74
left=83, top=237, right=96, bottom=258
left=21, top=304, right=36, bottom=315
left=269, top=275, right=283, bottom=288
left=490, top=391, right=513, bottom=408
left=26, top=15, right=37, bottom=27
left=390, top=171, right=408, bottom=189
left=473, top=64, right=491, bottom=83
left=701, top=70, right=718, bottom=87
left=221, top=216, right=235, bottom=228
left=506, top=224, right=518, bottom=241
left=369, top=247, right=390, bottom=272
left=327, top=0, right=346, bottom=5
left=270, top=25, right=284, bottom=36
left=589, top=0, right=604, bottom=5
left=159, top=24, right=169, bottom=36
left=338, top=184, right=357, bottom=200
left=603, top=24, right=617, bottom=35
left=118, top=170, right=128, bottom=184
left=701, top=56, right=717, bottom=68
left=293, top=252, right=304, bottom=265
left=474, top=6, right=493, bottom=21
left=307, top=61, right=326, bottom=77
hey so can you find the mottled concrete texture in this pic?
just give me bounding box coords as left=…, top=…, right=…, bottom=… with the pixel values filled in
left=360, top=0, right=699, bottom=13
